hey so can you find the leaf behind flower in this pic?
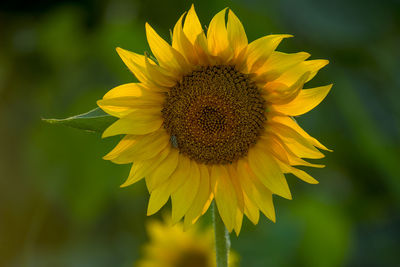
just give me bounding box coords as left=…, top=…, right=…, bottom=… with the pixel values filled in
left=43, top=108, right=117, bottom=133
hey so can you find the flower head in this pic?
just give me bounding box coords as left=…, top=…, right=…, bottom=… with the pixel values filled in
left=137, top=218, right=238, bottom=267
left=98, top=5, right=331, bottom=234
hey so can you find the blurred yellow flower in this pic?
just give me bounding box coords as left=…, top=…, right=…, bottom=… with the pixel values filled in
left=98, top=5, right=331, bottom=234
left=136, top=218, right=238, bottom=267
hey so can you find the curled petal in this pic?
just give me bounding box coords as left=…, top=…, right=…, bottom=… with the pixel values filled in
left=263, top=72, right=310, bottom=105
left=267, top=122, right=325, bottom=159
left=242, top=34, right=292, bottom=73
left=275, top=59, right=329, bottom=87
left=270, top=115, right=331, bottom=151
left=262, top=132, right=325, bottom=168
left=255, top=51, right=311, bottom=82
left=272, top=84, right=333, bottom=116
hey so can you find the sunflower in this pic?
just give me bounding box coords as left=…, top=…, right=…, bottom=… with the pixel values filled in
left=98, top=5, right=331, bottom=234
left=136, top=218, right=238, bottom=267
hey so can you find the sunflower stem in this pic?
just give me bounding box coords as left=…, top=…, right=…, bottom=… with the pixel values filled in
left=212, top=201, right=230, bottom=267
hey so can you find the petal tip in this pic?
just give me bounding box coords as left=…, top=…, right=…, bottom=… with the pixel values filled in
left=115, top=47, right=126, bottom=57
left=120, top=182, right=131, bottom=188
left=102, top=154, right=111, bottom=160
left=96, top=99, right=104, bottom=108
left=101, top=131, right=109, bottom=139
left=284, top=190, right=293, bottom=200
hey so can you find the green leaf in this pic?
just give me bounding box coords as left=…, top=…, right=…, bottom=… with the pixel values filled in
left=43, top=107, right=117, bottom=133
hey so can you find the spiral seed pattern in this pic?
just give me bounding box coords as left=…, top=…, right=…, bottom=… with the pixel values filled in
left=162, top=65, right=266, bottom=165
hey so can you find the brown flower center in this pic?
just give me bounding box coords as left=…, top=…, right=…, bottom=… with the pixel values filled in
left=162, top=65, right=266, bottom=165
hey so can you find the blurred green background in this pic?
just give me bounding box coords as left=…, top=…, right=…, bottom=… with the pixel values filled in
left=1, top=0, right=399, bottom=266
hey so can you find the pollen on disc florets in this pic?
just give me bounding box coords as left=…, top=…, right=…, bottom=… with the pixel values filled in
left=162, top=65, right=266, bottom=165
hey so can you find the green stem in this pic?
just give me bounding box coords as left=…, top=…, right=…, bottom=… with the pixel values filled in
left=212, top=201, right=230, bottom=267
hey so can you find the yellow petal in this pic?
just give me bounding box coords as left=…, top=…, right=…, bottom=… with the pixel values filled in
left=275, top=59, right=329, bottom=87
left=234, top=208, right=244, bottom=236
left=183, top=164, right=211, bottom=228
left=171, top=161, right=200, bottom=223
left=263, top=72, right=309, bottom=105
left=120, top=146, right=170, bottom=187
left=267, top=122, right=325, bottom=159
left=145, top=23, right=188, bottom=75
left=227, top=165, right=244, bottom=212
left=243, top=192, right=259, bottom=225
left=247, top=172, right=276, bottom=222
left=116, top=47, right=156, bottom=86
left=211, top=165, right=237, bottom=232
left=272, top=84, right=332, bottom=116
left=103, top=130, right=170, bottom=164
left=144, top=54, right=177, bottom=87
left=103, top=83, right=143, bottom=99
left=193, top=33, right=212, bottom=65
left=98, top=90, right=164, bottom=118
left=227, top=9, right=248, bottom=59
left=172, top=13, right=186, bottom=49
left=242, top=34, right=292, bottom=73
left=102, top=134, right=137, bottom=160
left=122, top=163, right=146, bottom=187
left=165, top=154, right=191, bottom=195
left=263, top=133, right=325, bottom=168
left=183, top=5, right=209, bottom=65
left=147, top=181, right=171, bottom=216
left=270, top=115, right=331, bottom=151
left=255, top=51, right=310, bottom=81
left=103, top=84, right=164, bottom=101
left=172, top=13, right=198, bottom=65
left=202, top=196, right=214, bottom=218
left=183, top=4, right=206, bottom=45
left=247, top=146, right=292, bottom=199
left=102, top=111, right=162, bottom=138
left=97, top=98, right=160, bottom=118
left=290, top=167, right=319, bottom=184
left=207, top=8, right=232, bottom=61
left=279, top=162, right=319, bottom=184
left=236, top=160, right=276, bottom=222
left=145, top=148, right=179, bottom=192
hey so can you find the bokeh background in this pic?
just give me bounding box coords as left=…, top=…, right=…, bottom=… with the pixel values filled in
left=1, top=0, right=399, bottom=266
